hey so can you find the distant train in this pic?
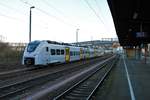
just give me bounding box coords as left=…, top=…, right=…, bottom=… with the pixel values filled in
left=22, top=40, right=104, bottom=66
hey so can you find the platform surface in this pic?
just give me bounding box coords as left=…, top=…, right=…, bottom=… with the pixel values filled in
left=96, top=54, right=150, bottom=100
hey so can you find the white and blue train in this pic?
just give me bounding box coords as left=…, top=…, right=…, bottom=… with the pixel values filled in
left=22, top=40, right=103, bottom=66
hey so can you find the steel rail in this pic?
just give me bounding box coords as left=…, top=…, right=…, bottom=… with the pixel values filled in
left=87, top=57, right=117, bottom=100
left=53, top=55, right=117, bottom=100
left=0, top=56, right=112, bottom=99
left=0, top=67, right=35, bottom=76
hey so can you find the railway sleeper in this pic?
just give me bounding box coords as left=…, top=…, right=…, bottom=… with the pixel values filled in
left=76, top=86, right=88, bottom=89
left=81, top=84, right=89, bottom=87
left=65, top=95, right=88, bottom=100
left=69, top=92, right=89, bottom=97
left=70, top=91, right=90, bottom=96
left=76, top=86, right=92, bottom=90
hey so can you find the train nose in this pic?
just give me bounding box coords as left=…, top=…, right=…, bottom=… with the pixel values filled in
left=24, top=57, right=35, bottom=65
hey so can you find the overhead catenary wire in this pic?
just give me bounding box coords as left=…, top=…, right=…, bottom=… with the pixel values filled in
left=94, top=0, right=113, bottom=33
left=84, top=0, right=105, bottom=26
left=0, top=13, right=25, bottom=22
left=20, top=0, right=77, bottom=28
left=41, top=0, right=80, bottom=27
left=42, top=0, right=67, bottom=18
left=0, top=1, right=28, bottom=15
left=0, top=0, right=52, bottom=29
left=36, top=8, right=76, bottom=27
left=94, top=0, right=105, bottom=24
left=41, top=0, right=80, bottom=31
left=84, top=0, right=109, bottom=33
left=0, top=1, right=29, bottom=22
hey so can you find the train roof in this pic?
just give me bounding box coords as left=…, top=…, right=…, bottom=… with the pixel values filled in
left=46, top=40, right=93, bottom=48
left=46, top=40, right=73, bottom=46
left=30, top=40, right=92, bottom=49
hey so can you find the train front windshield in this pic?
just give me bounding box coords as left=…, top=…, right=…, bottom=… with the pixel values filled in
left=27, top=41, right=40, bottom=52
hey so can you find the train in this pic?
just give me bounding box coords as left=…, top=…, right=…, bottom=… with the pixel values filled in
left=22, top=40, right=104, bottom=66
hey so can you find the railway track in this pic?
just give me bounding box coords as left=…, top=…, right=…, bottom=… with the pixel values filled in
left=0, top=54, right=113, bottom=82
left=0, top=55, right=113, bottom=99
left=0, top=55, right=107, bottom=82
left=0, top=63, right=88, bottom=99
left=53, top=56, right=118, bottom=100
left=0, top=54, right=110, bottom=81
left=0, top=67, right=35, bottom=76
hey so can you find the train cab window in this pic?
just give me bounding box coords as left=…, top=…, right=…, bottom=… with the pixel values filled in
left=56, top=49, right=60, bottom=55
left=51, top=49, right=55, bottom=55
left=61, top=49, right=64, bottom=55
left=46, top=47, right=48, bottom=52
left=27, top=41, right=40, bottom=52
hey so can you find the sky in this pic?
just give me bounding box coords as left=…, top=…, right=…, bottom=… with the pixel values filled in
left=0, top=0, right=117, bottom=43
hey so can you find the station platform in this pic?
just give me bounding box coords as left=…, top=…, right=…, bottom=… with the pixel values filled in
left=96, top=54, right=150, bottom=100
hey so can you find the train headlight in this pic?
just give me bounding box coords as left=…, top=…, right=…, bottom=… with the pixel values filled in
left=24, top=57, right=35, bottom=65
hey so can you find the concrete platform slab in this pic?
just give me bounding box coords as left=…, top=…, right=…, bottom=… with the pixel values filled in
left=95, top=55, right=150, bottom=100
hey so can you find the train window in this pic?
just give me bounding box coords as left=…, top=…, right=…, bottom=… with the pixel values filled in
left=56, top=49, right=60, bottom=55
left=61, top=49, right=64, bottom=55
left=78, top=52, right=80, bottom=55
left=70, top=51, right=73, bottom=56
left=51, top=49, right=55, bottom=55
left=73, top=51, right=75, bottom=56
left=76, top=52, right=78, bottom=56
left=46, top=47, right=48, bottom=52
left=27, top=41, right=40, bottom=52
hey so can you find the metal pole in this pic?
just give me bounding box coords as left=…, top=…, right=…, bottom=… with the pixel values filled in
left=29, top=6, right=35, bottom=43
left=76, top=28, right=79, bottom=44
left=145, top=44, right=147, bottom=64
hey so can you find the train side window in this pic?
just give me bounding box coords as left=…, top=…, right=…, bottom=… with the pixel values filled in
left=73, top=51, right=75, bottom=56
left=70, top=51, right=73, bottom=56
left=46, top=47, right=48, bottom=52
left=51, top=49, right=55, bottom=55
left=77, top=52, right=79, bottom=55
left=56, top=49, right=60, bottom=55
left=61, top=49, right=64, bottom=55
left=75, top=51, right=77, bottom=56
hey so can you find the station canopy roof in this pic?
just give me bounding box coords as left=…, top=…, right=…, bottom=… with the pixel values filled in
left=107, top=0, right=150, bottom=46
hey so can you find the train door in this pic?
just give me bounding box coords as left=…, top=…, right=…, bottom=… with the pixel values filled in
left=45, top=47, right=49, bottom=64
left=87, top=48, right=90, bottom=58
left=80, top=48, right=83, bottom=60
left=39, top=47, right=49, bottom=65
left=94, top=48, right=97, bottom=57
left=65, top=47, right=70, bottom=62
